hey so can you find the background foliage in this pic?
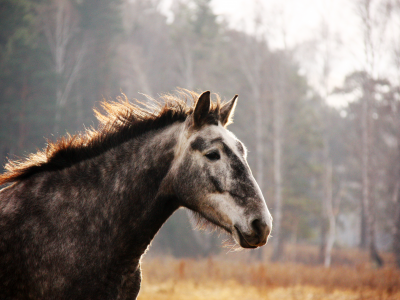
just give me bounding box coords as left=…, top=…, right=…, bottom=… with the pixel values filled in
left=1, top=0, right=400, bottom=267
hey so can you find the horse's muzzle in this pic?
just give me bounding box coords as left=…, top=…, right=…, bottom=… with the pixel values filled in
left=235, top=219, right=271, bottom=248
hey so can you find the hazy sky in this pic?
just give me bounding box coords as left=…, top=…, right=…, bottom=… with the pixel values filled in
left=212, top=0, right=358, bottom=48
left=161, top=0, right=399, bottom=107
left=212, top=0, right=400, bottom=107
left=212, top=0, right=357, bottom=106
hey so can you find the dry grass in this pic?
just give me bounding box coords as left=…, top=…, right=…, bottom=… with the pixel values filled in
left=138, top=249, right=400, bottom=300
left=139, top=280, right=393, bottom=300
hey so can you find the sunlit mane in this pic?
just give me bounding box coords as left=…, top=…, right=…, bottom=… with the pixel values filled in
left=0, top=90, right=222, bottom=185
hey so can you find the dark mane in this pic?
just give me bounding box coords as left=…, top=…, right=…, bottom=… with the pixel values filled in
left=0, top=90, right=222, bottom=185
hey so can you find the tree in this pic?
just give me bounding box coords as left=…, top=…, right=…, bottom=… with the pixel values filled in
left=169, top=0, right=221, bottom=90
left=315, top=19, right=342, bottom=267
left=0, top=0, right=55, bottom=164
left=354, top=0, right=390, bottom=266
left=39, top=0, right=87, bottom=133
left=336, top=71, right=387, bottom=266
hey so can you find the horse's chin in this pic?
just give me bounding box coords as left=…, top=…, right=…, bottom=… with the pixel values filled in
left=234, top=226, right=259, bottom=249
left=187, top=210, right=263, bottom=250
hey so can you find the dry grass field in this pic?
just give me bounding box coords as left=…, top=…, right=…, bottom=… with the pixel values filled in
left=138, top=247, right=400, bottom=300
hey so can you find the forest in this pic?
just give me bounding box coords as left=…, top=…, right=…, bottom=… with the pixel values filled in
left=1, top=0, right=400, bottom=298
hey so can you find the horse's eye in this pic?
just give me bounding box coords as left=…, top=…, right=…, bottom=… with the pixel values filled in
left=205, top=151, right=220, bottom=161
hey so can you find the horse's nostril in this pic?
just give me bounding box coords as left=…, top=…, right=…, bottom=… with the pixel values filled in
left=251, top=219, right=266, bottom=235
left=251, top=218, right=270, bottom=244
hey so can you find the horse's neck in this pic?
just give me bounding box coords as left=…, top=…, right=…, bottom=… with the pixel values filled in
left=74, top=123, right=181, bottom=258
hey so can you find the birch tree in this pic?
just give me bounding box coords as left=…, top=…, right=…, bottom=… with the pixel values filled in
left=316, top=20, right=341, bottom=267
left=393, top=1, right=400, bottom=268
left=355, top=0, right=386, bottom=266
left=40, top=0, right=86, bottom=134
left=270, top=5, right=288, bottom=262
left=270, top=55, right=284, bottom=261
left=236, top=22, right=266, bottom=193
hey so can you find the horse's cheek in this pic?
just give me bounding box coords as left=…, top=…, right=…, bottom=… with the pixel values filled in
left=174, top=157, right=197, bottom=198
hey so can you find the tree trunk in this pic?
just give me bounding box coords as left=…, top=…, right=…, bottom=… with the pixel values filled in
left=75, top=78, right=84, bottom=130
left=271, top=61, right=283, bottom=262
left=394, top=179, right=400, bottom=267
left=254, top=88, right=264, bottom=192
left=394, top=130, right=400, bottom=268
left=361, top=79, right=370, bottom=247
left=42, top=0, right=83, bottom=134
left=130, top=47, right=153, bottom=97
left=53, top=0, right=68, bottom=134
left=360, top=198, right=368, bottom=248
left=362, top=81, right=383, bottom=267
left=175, top=40, right=194, bottom=90
left=324, top=160, right=335, bottom=267
left=319, top=134, right=329, bottom=263
left=18, top=72, right=29, bottom=150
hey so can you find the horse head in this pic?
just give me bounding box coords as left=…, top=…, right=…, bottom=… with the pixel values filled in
left=170, top=91, right=272, bottom=249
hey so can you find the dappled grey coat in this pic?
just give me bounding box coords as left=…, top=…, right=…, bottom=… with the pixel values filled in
left=0, top=90, right=271, bottom=300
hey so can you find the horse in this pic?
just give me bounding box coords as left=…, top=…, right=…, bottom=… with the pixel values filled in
left=0, top=90, right=272, bottom=300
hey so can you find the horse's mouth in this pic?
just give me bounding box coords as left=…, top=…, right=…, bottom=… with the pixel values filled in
left=234, top=226, right=258, bottom=249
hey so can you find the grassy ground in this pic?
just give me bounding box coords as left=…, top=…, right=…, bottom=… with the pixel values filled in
left=138, top=248, right=400, bottom=300
left=139, top=279, right=399, bottom=300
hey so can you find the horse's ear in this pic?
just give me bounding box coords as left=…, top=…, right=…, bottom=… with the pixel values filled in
left=193, top=91, right=211, bottom=127
left=220, top=95, right=238, bottom=126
